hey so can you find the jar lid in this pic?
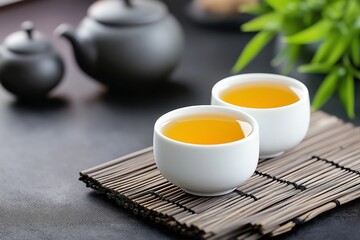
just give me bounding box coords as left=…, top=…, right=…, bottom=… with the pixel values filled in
left=4, top=21, right=51, bottom=54
left=88, top=0, right=167, bottom=26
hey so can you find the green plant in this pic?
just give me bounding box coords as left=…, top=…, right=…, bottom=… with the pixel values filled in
left=233, top=0, right=360, bottom=118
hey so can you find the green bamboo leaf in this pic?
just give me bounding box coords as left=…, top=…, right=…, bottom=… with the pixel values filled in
left=240, top=4, right=270, bottom=14
left=282, top=17, right=304, bottom=36
left=345, top=0, right=359, bottom=20
left=306, top=0, right=326, bottom=11
left=265, top=0, right=295, bottom=12
left=339, top=73, right=355, bottom=118
left=241, top=13, right=281, bottom=32
left=284, top=20, right=332, bottom=44
left=312, top=67, right=340, bottom=109
left=347, top=67, right=360, bottom=79
left=232, top=31, right=275, bottom=73
left=342, top=54, right=360, bottom=78
left=352, top=70, right=360, bottom=79
left=324, top=1, right=345, bottom=20
left=351, top=36, right=360, bottom=67
left=298, top=63, right=333, bottom=73
left=312, top=30, right=338, bottom=62
left=326, top=36, right=349, bottom=65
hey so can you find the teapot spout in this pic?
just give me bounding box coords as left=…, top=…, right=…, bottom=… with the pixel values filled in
left=55, top=24, right=97, bottom=76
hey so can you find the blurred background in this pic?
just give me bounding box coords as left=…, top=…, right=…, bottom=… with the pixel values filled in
left=1, top=0, right=360, bottom=240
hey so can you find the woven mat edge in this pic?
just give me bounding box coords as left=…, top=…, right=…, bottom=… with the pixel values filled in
left=79, top=173, right=209, bottom=239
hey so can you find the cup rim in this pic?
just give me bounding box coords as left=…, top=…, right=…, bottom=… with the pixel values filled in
left=154, top=105, right=259, bottom=148
left=211, top=73, right=309, bottom=111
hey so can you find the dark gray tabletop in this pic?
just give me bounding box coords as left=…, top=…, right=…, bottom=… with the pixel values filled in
left=1, top=0, right=360, bottom=239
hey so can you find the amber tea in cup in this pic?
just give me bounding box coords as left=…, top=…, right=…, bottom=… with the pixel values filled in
left=220, top=82, right=300, bottom=108
left=161, top=114, right=252, bottom=145
left=211, top=73, right=310, bottom=158
left=153, top=105, right=259, bottom=196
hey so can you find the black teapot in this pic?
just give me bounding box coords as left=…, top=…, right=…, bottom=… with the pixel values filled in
left=0, top=22, right=64, bottom=98
left=56, top=0, right=184, bottom=90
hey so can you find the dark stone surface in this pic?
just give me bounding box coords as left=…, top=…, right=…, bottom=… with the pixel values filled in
left=0, top=0, right=359, bottom=239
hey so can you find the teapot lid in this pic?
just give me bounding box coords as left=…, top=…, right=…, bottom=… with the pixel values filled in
left=4, top=21, right=51, bottom=54
left=88, top=0, right=167, bottom=26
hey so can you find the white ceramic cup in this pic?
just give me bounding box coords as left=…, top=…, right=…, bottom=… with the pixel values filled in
left=153, top=105, right=259, bottom=197
left=211, top=73, right=310, bottom=158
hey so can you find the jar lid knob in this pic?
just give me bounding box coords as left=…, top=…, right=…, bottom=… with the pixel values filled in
left=21, top=21, right=34, bottom=40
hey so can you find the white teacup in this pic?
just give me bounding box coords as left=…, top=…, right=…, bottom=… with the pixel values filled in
left=211, top=73, right=310, bottom=158
left=153, top=105, right=259, bottom=196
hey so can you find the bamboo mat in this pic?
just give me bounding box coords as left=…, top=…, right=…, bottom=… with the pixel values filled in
left=80, top=111, right=360, bottom=239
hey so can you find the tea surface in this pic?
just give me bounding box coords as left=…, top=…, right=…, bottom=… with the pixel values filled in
left=162, top=114, right=248, bottom=145
left=221, top=82, right=299, bottom=108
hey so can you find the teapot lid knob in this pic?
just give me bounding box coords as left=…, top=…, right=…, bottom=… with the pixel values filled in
left=88, top=0, right=167, bottom=26
left=3, top=21, right=51, bottom=54
left=21, top=21, right=34, bottom=40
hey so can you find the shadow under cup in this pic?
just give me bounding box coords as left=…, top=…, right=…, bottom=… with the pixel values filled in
left=153, top=105, right=259, bottom=196
left=211, top=73, right=311, bottom=158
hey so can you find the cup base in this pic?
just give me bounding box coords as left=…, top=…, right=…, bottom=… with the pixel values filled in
left=260, top=151, right=284, bottom=159
left=181, top=187, right=236, bottom=197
